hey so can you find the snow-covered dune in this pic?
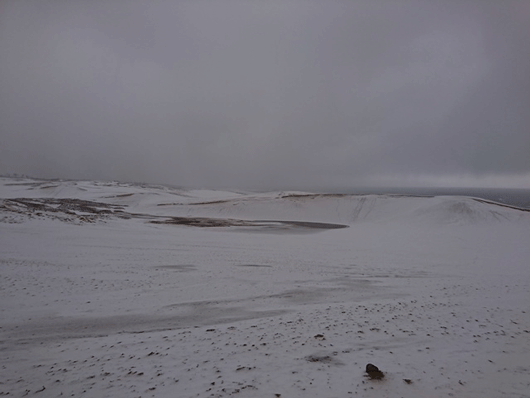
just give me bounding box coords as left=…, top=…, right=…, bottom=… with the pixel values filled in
left=1, top=177, right=526, bottom=226
left=164, top=193, right=526, bottom=226
left=1, top=177, right=530, bottom=398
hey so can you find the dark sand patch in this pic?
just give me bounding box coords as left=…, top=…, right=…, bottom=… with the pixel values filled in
left=150, top=216, right=348, bottom=231
left=2, top=308, right=288, bottom=346
left=235, top=264, right=273, bottom=268
left=154, top=265, right=196, bottom=272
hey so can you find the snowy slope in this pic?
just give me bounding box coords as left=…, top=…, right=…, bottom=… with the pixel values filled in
left=1, top=177, right=530, bottom=398
left=2, top=177, right=526, bottom=226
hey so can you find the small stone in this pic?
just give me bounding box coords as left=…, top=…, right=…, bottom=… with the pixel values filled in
left=366, top=364, right=380, bottom=373
left=365, top=363, right=384, bottom=380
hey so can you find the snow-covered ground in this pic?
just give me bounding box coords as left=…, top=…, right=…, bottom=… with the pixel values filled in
left=1, top=177, right=529, bottom=398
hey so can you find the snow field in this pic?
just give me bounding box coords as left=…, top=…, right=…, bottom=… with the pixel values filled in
left=1, top=178, right=529, bottom=397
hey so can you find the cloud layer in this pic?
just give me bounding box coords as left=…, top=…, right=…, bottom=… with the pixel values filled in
left=1, top=1, right=529, bottom=189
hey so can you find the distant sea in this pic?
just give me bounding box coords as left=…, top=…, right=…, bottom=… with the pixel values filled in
left=343, top=187, right=530, bottom=210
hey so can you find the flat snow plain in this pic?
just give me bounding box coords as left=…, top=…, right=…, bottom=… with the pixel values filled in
left=1, top=177, right=530, bottom=398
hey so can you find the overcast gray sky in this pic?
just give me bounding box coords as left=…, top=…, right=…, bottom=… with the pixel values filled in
left=1, top=0, right=529, bottom=190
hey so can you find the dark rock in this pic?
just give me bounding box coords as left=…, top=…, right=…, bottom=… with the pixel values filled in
left=366, top=364, right=379, bottom=372
left=365, top=363, right=385, bottom=380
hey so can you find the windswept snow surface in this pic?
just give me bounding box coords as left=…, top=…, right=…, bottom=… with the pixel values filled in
left=1, top=177, right=530, bottom=398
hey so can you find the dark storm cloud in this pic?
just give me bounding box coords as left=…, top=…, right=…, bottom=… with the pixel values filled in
left=1, top=0, right=529, bottom=189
